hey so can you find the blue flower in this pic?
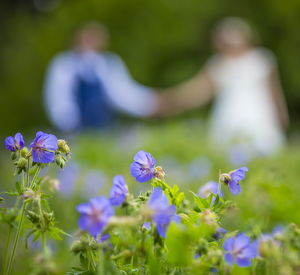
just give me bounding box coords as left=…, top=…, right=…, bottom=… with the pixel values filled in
left=76, top=196, right=114, bottom=238
left=4, top=133, right=25, bottom=152
left=109, top=175, right=128, bottom=206
left=130, top=151, right=156, bottom=182
left=198, top=181, right=223, bottom=199
left=147, top=188, right=180, bottom=238
left=29, top=131, right=58, bottom=163
left=223, top=167, right=248, bottom=195
left=257, top=225, right=285, bottom=250
left=97, top=234, right=110, bottom=243
left=213, top=227, right=227, bottom=240
left=142, top=222, right=151, bottom=231
left=223, top=233, right=257, bottom=267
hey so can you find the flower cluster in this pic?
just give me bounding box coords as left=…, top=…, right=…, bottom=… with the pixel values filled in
left=4, top=133, right=25, bottom=152
left=5, top=138, right=297, bottom=274
left=2, top=131, right=71, bottom=275
left=4, top=131, right=62, bottom=164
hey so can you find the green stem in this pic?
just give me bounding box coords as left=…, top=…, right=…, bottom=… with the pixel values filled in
left=26, top=161, right=30, bottom=188
left=6, top=202, right=27, bottom=275
left=29, top=166, right=41, bottom=189
left=2, top=226, right=12, bottom=275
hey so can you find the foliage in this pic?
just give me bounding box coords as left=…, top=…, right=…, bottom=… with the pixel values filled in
left=1, top=127, right=300, bottom=274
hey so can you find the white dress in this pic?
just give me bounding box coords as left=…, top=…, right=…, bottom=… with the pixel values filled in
left=207, top=48, right=285, bottom=155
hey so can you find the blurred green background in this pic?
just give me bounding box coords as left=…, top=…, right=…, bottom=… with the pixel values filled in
left=1, top=0, right=300, bottom=135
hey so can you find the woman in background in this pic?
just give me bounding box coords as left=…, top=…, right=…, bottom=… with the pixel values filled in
left=158, top=17, right=289, bottom=156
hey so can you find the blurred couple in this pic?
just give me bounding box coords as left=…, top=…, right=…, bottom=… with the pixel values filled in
left=44, top=18, right=288, bottom=156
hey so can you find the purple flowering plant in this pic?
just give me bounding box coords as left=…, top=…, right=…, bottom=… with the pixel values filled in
left=1, top=131, right=71, bottom=275
left=3, top=142, right=300, bottom=275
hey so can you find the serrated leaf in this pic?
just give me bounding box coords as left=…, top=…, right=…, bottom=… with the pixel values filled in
left=190, top=191, right=209, bottom=209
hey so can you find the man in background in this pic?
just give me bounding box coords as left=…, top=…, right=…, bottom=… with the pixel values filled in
left=44, top=22, right=159, bottom=132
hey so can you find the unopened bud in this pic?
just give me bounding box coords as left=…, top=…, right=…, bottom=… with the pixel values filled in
left=11, top=152, right=18, bottom=161
left=154, top=166, right=166, bottom=180
left=17, top=157, right=28, bottom=174
left=20, top=147, right=30, bottom=158
left=57, top=139, right=71, bottom=155
left=27, top=210, right=40, bottom=224
left=55, top=155, right=66, bottom=169
left=199, top=209, right=218, bottom=227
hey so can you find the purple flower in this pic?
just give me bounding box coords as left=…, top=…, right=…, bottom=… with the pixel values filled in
left=130, top=151, right=156, bottom=182
left=223, top=167, right=248, bottom=195
left=76, top=196, right=114, bottom=238
left=142, top=222, right=151, bottom=231
left=29, top=131, right=58, bottom=163
left=97, top=234, right=110, bottom=243
left=109, top=175, right=128, bottom=206
left=213, top=227, right=227, bottom=240
left=257, top=225, right=285, bottom=250
left=147, top=188, right=180, bottom=238
left=198, top=181, right=223, bottom=199
left=4, top=133, right=25, bottom=152
left=223, top=233, right=257, bottom=267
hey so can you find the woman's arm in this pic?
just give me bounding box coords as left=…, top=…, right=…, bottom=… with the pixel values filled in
left=154, top=69, right=215, bottom=117
left=268, top=68, right=289, bottom=130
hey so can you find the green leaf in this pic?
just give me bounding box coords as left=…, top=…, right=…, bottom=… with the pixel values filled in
left=190, top=191, right=209, bottom=209
left=165, top=223, right=198, bottom=266
left=15, top=182, right=22, bottom=195
left=0, top=191, right=19, bottom=196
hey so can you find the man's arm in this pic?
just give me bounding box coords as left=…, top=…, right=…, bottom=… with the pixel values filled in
left=154, top=69, right=215, bottom=117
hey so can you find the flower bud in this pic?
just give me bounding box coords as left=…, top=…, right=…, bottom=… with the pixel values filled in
left=20, top=147, right=29, bottom=158
left=11, top=152, right=18, bottom=161
left=199, top=209, right=218, bottom=227
left=57, top=139, right=71, bottom=155
left=27, top=210, right=40, bottom=225
left=55, top=155, right=66, bottom=169
left=71, top=240, right=85, bottom=254
left=154, top=166, right=166, bottom=180
left=17, top=157, right=28, bottom=174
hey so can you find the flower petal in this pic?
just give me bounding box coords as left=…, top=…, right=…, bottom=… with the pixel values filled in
left=236, top=257, right=251, bottom=267
left=224, top=253, right=235, bottom=265
left=223, top=237, right=235, bottom=251
left=228, top=180, right=241, bottom=195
